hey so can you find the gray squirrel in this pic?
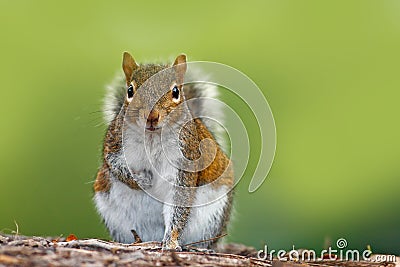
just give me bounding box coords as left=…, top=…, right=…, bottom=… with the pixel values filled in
left=93, top=52, right=234, bottom=250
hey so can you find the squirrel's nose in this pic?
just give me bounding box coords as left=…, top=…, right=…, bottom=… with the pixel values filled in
left=145, top=109, right=160, bottom=125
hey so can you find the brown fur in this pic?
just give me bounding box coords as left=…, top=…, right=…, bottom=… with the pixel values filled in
left=194, top=118, right=234, bottom=188
left=94, top=103, right=141, bottom=192
left=93, top=163, right=111, bottom=192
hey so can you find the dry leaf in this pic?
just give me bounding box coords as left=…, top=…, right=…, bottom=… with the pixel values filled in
left=66, top=234, right=78, bottom=242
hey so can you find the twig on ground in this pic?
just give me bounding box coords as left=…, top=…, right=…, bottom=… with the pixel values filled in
left=182, top=233, right=227, bottom=247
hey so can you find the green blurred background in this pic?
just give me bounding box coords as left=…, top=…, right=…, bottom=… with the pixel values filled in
left=1, top=0, right=399, bottom=255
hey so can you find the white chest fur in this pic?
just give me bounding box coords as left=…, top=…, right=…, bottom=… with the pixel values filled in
left=94, top=180, right=165, bottom=243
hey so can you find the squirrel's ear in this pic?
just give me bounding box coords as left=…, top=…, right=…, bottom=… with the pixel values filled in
left=122, top=52, right=139, bottom=85
left=173, top=54, right=187, bottom=84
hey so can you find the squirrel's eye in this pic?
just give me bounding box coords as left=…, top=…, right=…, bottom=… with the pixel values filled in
left=172, top=86, right=180, bottom=100
left=127, top=84, right=134, bottom=99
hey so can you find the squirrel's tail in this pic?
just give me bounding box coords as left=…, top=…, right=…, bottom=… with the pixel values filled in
left=103, top=74, right=126, bottom=124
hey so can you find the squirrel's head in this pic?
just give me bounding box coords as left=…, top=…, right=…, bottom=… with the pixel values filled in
left=121, top=52, right=188, bottom=132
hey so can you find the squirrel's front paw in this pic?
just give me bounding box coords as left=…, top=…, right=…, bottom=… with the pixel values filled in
left=162, top=243, right=182, bottom=252
left=133, top=169, right=153, bottom=189
left=162, top=237, right=181, bottom=251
